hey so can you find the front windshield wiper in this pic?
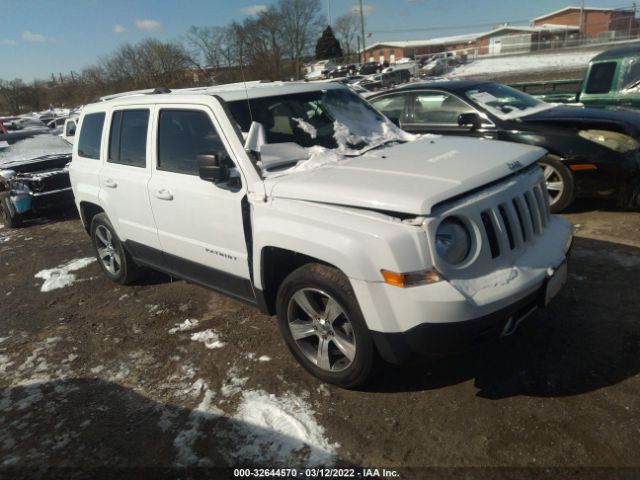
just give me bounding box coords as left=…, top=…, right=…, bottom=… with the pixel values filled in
left=344, top=139, right=406, bottom=157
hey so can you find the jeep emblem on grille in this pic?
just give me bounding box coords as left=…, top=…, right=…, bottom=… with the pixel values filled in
left=507, top=161, right=523, bottom=171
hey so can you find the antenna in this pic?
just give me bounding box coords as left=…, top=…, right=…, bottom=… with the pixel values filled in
left=238, top=53, right=254, bottom=126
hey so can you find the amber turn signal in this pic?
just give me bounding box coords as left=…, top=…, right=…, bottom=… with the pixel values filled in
left=381, top=269, right=441, bottom=287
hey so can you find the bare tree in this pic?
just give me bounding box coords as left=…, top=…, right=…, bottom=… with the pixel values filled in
left=334, top=12, right=359, bottom=60
left=279, top=0, right=325, bottom=79
left=185, top=25, right=226, bottom=69
left=0, top=79, right=26, bottom=115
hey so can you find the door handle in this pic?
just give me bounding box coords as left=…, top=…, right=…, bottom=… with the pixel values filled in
left=154, top=189, right=173, bottom=201
left=103, top=178, right=117, bottom=188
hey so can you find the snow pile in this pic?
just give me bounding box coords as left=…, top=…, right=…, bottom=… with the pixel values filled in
left=168, top=319, right=200, bottom=334
left=234, top=390, right=338, bottom=466
left=34, top=257, right=96, bottom=292
left=449, top=50, right=601, bottom=78
left=190, top=329, right=225, bottom=349
left=258, top=355, right=271, bottom=362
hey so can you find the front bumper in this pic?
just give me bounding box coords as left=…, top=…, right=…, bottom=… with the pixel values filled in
left=350, top=217, right=573, bottom=364
left=370, top=282, right=547, bottom=364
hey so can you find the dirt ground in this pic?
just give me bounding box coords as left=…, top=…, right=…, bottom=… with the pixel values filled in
left=0, top=199, right=639, bottom=480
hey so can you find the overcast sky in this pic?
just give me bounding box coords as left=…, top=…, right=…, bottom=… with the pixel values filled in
left=0, top=0, right=635, bottom=81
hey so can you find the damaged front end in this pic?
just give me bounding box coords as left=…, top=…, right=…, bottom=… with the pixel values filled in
left=0, top=153, right=73, bottom=227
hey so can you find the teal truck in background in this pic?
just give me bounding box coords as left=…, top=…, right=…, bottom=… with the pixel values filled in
left=510, top=44, right=640, bottom=110
left=578, top=45, right=640, bottom=109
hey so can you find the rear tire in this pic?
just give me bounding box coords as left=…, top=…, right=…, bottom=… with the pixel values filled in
left=276, top=263, right=375, bottom=388
left=540, top=155, right=575, bottom=213
left=0, top=196, right=21, bottom=228
left=90, top=213, right=143, bottom=285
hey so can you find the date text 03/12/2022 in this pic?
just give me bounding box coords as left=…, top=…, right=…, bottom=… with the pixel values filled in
left=232, top=467, right=400, bottom=478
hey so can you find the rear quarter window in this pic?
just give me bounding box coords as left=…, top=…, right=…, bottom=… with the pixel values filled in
left=78, top=113, right=105, bottom=160
left=585, top=62, right=617, bottom=94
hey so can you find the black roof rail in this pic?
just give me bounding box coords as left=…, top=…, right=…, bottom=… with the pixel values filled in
left=151, top=87, right=172, bottom=94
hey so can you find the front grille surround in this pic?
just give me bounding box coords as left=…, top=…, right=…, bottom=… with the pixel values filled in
left=425, top=165, right=551, bottom=280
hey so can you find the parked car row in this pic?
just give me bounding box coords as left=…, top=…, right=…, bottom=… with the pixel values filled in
left=305, top=61, right=389, bottom=81
left=368, top=80, right=640, bottom=212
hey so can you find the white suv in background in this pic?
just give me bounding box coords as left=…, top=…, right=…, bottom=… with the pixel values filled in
left=69, top=82, right=572, bottom=387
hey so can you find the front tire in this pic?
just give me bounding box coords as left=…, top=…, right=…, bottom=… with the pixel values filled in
left=90, top=213, right=143, bottom=284
left=540, top=155, right=575, bottom=213
left=276, top=263, right=375, bottom=388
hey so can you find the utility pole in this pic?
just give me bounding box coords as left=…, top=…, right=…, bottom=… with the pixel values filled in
left=579, top=0, right=585, bottom=38
left=359, top=0, right=366, bottom=64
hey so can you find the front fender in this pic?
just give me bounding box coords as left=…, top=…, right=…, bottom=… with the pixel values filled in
left=252, top=198, right=432, bottom=289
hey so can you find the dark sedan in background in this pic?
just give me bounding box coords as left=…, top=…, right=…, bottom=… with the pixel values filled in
left=368, top=80, right=640, bottom=212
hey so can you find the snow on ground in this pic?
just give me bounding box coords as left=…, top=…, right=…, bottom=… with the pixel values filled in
left=234, top=389, right=338, bottom=466
left=449, top=49, right=603, bottom=78
left=0, top=134, right=71, bottom=164
left=168, top=319, right=225, bottom=348
left=168, top=319, right=200, bottom=334
left=190, top=329, right=225, bottom=350
left=34, top=257, right=96, bottom=292
left=258, top=355, right=271, bottom=362
left=221, top=365, right=249, bottom=398
left=173, top=379, right=223, bottom=468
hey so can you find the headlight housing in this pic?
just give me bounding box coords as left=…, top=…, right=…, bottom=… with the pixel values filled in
left=578, top=129, right=639, bottom=153
left=436, top=217, right=471, bottom=265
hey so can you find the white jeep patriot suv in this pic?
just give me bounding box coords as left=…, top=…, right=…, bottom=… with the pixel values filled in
left=69, top=81, right=572, bottom=387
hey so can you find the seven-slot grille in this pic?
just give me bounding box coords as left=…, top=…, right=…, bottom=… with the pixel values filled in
left=480, top=180, right=550, bottom=259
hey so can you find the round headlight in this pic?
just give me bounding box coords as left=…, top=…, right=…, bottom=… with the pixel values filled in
left=436, top=217, right=471, bottom=265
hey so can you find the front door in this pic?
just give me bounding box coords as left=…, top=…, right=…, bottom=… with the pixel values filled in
left=147, top=105, right=253, bottom=302
left=404, top=90, right=497, bottom=138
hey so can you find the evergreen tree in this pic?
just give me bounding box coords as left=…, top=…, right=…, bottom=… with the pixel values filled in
left=315, top=26, right=343, bottom=60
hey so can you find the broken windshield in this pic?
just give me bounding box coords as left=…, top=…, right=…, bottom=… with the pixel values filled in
left=465, top=83, right=554, bottom=120
left=227, top=88, right=410, bottom=165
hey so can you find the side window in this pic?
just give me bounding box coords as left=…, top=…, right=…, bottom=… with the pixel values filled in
left=619, top=57, right=640, bottom=90
left=108, top=110, right=149, bottom=168
left=158, top=110, right=226, bottom=176
left=370, top=94, right=406, bottom=124
left=410, top=92, right=475, bottom=125
left=586, top=62, right=616, bottom=94
left=77, top=113, right=105, bottom=160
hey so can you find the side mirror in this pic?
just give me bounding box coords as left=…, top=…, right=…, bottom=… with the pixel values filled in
left=197, top=152, right=231, bottom=183
left=458, top=112, right=482, bottom=131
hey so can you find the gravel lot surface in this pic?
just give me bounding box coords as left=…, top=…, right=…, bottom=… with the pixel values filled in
left=0, top=200, right=639, bottom=480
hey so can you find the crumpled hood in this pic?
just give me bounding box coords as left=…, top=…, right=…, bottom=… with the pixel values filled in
left=265, top=136, right=545, bottom=215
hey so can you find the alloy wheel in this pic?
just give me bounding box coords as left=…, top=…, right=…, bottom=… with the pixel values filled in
left=95, top=225, right=121, bottom=276
left=286, top=288, right=356, bottom=372
left=543, top=163, right=564, bottom=207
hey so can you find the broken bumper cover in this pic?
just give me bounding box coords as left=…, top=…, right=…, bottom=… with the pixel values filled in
left=370, top=285, right=545, bottom=364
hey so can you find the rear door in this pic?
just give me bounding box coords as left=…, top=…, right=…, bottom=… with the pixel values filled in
left=98, top=107, right=165, bottom=267
left=403, top=90, right=497, bottom=138
left=147, top=104, right=254, bottom=302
